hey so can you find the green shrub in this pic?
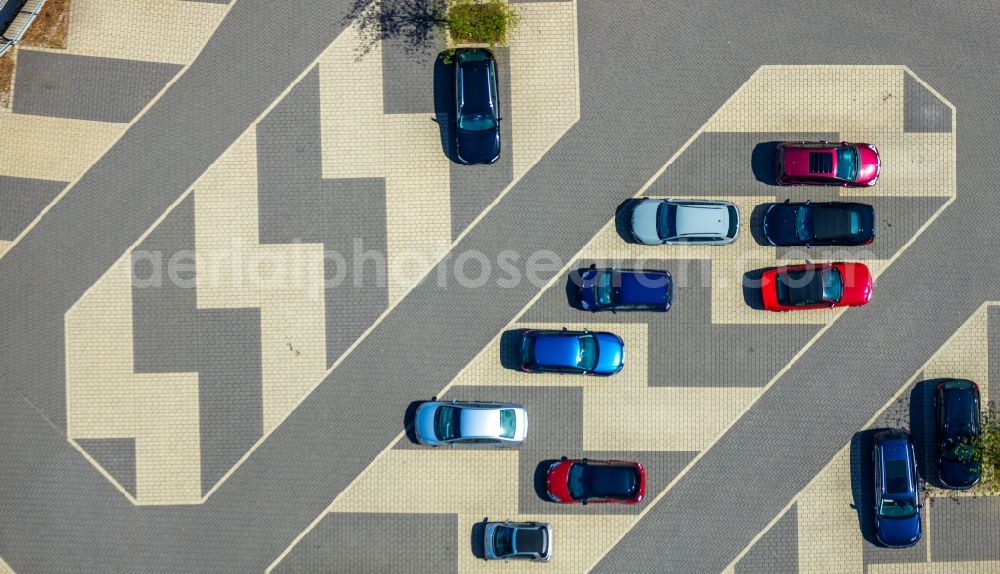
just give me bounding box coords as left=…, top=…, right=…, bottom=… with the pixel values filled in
left=974, top=403, right=1000, bottom=491
left=446, top=0, right=519, bottom=46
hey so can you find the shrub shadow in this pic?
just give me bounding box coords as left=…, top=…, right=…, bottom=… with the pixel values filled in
left=433, top=51, right=457, bottom=162
left=752, top=141, right=780, bottom=185
left=499, top=330, right=524, bottom=371
left=911, top=379, right=943, bottom=486
left=534, top=459, right=560, bottom=501
left=343, top=0, right=447, bottom=60
left=615, top=199, right=641, bottom=243
left=742, top=268, right=769, bottom=310
left=470, top=518, right=488, bottom=560
left=403, top=399, right=431, bottom=444
left=850, top=428, right=885, bottom=547
left=749, top=203, right=773, bottom=246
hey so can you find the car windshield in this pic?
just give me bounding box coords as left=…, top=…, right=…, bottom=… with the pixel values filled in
left=459, top=113, right=496, bottom=132
left=493, top=526, right=514, bottom=557
left=499, top=409, right=516, bottom=439
left=434, top=406, right=462, bottom=440
left=836, top=147, right=859, bottom=180
left=577, top=335, right=598, bottom=371
left=879, top=497, right=917, bottom=519
left=657, top=203, right=677, bottom=239
left=795, top=207, right=812, bottom=241
left=568, top=463, right=587, bottom=499
left=593, top=271, right=616, bottom=307
left=821, top=268, right=844, bottom=302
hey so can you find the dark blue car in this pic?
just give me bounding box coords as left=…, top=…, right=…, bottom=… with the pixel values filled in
left=936, top=379, right=982, bottom=489
left=454, top=49, right=501, bottom=165
left=578, top=267, right=672, bottom=312
left=873, top=429, right=922, bottom=548
left=520, top=329, right=624, bottom=376
left=763, top=201, right=875, bottom=247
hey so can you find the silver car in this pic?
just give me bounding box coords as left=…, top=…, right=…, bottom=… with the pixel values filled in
left=483, top=521, right=551, bottom=561
left=413, top=400, right=527, bottom=447
left=630, top=199, right=740, bottom=245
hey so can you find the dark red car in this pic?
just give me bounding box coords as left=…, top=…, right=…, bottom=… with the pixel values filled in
left=760, top=262, right=871, bottom=311
left=776, top=141, right=881, bottom=186
left=545, top=458, right=645, bottom=504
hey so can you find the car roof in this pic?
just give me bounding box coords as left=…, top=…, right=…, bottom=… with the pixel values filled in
left=616, top=270, right=670, bottom=306
left=587, top=463, right=639, bottom=498
left=672, top=202, right=731, bottom=237
left=512, top=526, right=547, bottom=555
left=942, top=383, right=979, bottom=432
left=458, top=407, right=504, bottom=438
left=531, top=332, right=582, bottom=368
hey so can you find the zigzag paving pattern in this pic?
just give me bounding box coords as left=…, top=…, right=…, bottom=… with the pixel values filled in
left=61, top=0, right=580, bottom=505
left=733, top=303, right=998, bottom=574
left=0, top=0, right=233, bottom=252
left=270, top=65, right=957, bottom=572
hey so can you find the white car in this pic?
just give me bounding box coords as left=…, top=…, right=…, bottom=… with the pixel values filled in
left=483, top=521, right=552, bottom=561
left=413, top=400, right=527, bottom=447
left=630, top=199, right=740, bottom=245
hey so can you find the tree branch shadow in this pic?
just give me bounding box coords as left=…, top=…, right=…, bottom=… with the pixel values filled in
left=344, top=0, right=448, bottom=60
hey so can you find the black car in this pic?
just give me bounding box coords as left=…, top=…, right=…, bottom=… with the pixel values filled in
left=454, top=49, right=501, bottom=165
left=763, top=201, right=875, bottom=246
left=936, top=379, right=982, bottom=489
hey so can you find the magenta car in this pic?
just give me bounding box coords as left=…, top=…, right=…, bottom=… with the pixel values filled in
left=776, top=141, right=880, bottom=186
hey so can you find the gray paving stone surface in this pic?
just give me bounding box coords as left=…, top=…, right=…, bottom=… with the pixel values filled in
left=0, top=176, right=65, bottom=240
left=904, top=74, right=952, bottom=133
left=735, top=504, right=798, bottom=574
left=131, top=195, right=263, bottom=495
left=74, top=438, right=136, bottom=497
left=272, top=512, right=458, bottom=574
left=930, top=496, right=1000, bottom=563
left=256, top=69, right=387, bottom=366
left=12, top=51, right=180, bottom=123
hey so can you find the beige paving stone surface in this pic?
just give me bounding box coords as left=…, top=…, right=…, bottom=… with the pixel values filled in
left=0, top=113, right=122, bottom=181
left=61, top=0, right=229, bottom=65
left=0, top=240, right=12, bottom=258
left=0, top=555, right=13, bottom=574
left=65, top=256, right=202, bottom=505
left=509, top=1, right=579, bottom=180
left=797, top=447, right=864, bottom=574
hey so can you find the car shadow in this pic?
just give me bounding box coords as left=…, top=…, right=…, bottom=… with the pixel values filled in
left=534, top=459, right=559, bottom=501
left=742, top=268, right=768, bottom=310
left=403, top=399, right=430, bottom=444
left=752, top=141, right=780, bottom=185
left=749, top=203, right=773, bottom=246
left=470, top=518, right=488, bottom=560
left=851, top=428, right=886, bottom=547
left=433, top=51, right=458, bottom=163
left=499, top=330, right=525, bottom=371
left=566, top=267, right=592, bottom=310
left=911, top=378, right=941, bottom=486
left=615, top=199, right=641, bottom=243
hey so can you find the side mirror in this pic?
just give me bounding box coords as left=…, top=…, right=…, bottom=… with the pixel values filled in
left=589, top=263, right=597, bottom=270
left=450, top=442, right=457, bottom=449
left=783, top=198, right=791, bottom=204
left=805, top=200, right=811, bottom=205
left=581, top=500, right=588, bottom=506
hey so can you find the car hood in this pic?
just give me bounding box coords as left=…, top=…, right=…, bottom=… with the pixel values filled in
left=546, top=460, right=574, bottom=502
left=857, top=144, right=881, bottom=184
left=877, top=513, right=921, bottom=547
left=413, top=402, right=441, bottom=445
left=762, top=204, right=801, bottom=246
left=593, top=332, right=624, bottom=374
left=835, top=263, right=872, bottom=306
left=456, top=127, right=500, bottom=165
left=630, top=200, right=661, bottom=244
left=939, top=456, right=980, bottom=489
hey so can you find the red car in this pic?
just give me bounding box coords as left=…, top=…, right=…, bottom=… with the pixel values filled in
left=545, top=458, right=645, bottom=504
left=760, top=262, right=872, bottom=311
left=776, top=141, right=880, bottom=186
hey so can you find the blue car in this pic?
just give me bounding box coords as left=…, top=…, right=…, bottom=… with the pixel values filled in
left=873, top=429, right=922, bottom=548
left=520, top=329, right=624, bottom=376
left=578, top=267, right=672, bottom=312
